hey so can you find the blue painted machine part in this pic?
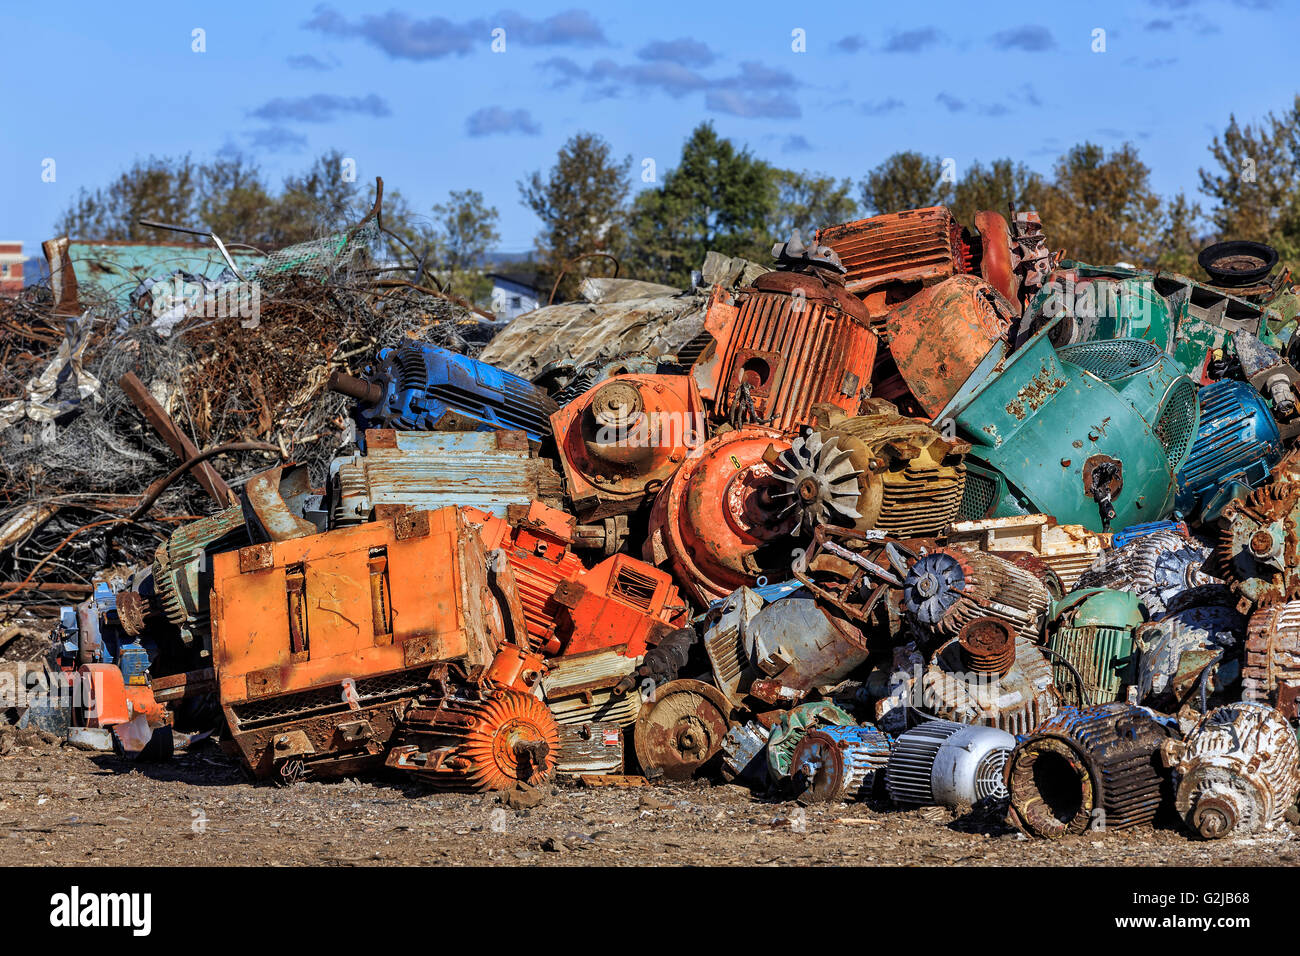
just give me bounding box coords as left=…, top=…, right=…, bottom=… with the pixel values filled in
left=1174, top=378, right=1281, bottom=520
left=354, top=343, right=557, bottom=446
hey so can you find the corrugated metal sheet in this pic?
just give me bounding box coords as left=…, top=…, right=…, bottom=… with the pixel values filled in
left=329, top=430, right=564, bottom=523
left=64, top=240, right=263, bottom=310
left=816, top=206, right=968, bottom=299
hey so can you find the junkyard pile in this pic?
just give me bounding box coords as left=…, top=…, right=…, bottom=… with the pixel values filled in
left=8, top=196, right=1300, bottom=845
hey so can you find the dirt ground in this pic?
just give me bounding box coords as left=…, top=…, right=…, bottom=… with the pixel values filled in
left=0, top=730, right=1294, bottom=866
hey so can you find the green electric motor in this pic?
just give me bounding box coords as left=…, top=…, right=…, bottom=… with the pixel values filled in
left=1048, top=588, right=1145, bottom=706
left=949, top=317, right=1199, bottom=533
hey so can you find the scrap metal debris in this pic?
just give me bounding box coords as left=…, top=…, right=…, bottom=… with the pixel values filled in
left=8, top=194, right=1300, bottom=847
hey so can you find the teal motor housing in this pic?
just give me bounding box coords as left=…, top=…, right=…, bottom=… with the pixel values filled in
left=949, top=319, right=1199, bottom=532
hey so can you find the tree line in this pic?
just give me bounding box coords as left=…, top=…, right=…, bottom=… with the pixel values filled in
left=54, top=95, right=1300, bottom=305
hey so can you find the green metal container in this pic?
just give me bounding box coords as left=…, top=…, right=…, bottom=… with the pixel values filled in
left=1048, top=588, right=1144, bottom=706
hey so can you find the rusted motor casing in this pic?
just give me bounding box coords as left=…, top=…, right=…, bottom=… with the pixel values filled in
left=1243, top=601, right=1300, bottom=713
left=745, top=592, right=870, bottom=696
left=902, top=547, right=1050, bottom=645
left=766, top=700, right=858, bottom=781
left=1163, top=702, right=1300, bottom=839
left=555, top=720, right=625, bottom=776
left=551, top=374, right=704, bottom=520
left=644, top=427, right=796, bottom=604
left=922, top=633, right=1061, bottom=735
left=1217, top=479, right=1300, bottom=610
left=772, top=410, right=969, bottom=538
left=815, top=206, right=971, bottom=318
left=1006, top=702, right=1177, bottom=838
left=692, top=270, right=877, bottom=431
left=957, top=617, right=1017, bottom=677
left=973, top=210, right=1020, bottom=309
left=1076, top=529, right=1217, bottom=617
left=791, top=724, right=892, bottom=802
left=550, top=553, right=689, bottom=659
left=881, top=274, right=1019, bottom=418
left=633, top=678, right=732, bottom=781
left=540, top=647, right=644, bottom=728
left=386, top=690, right=560, bottom=792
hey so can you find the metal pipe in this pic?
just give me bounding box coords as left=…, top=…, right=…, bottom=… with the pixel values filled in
left=327, top=370, right=383, bottom=406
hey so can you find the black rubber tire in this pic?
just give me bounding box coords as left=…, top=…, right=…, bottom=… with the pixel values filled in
left=1197, top=240, right=1278, bottom=287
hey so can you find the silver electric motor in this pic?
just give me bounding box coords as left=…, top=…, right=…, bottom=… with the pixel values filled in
left=885, top=719, right=1016, bottom=807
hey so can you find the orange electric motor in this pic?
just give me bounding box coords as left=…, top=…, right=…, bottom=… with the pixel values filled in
left=465, top=501, right=588, bottom=656
left=815, top=206, right=972, bottom=322
left=692, top=266, right=877, bottom=432
left=644, top=426, right=797, bottom=605
left=551, top=553, right=691, bottom=659
left=550, top=373, right=705, bottom=520
left=877, top=274, right=1020, bottom=418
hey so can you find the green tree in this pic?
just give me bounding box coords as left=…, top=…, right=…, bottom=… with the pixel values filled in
left=625, top=122, right=776, bottom=287
left=269, top=149, right=365, bottom=246
left=56, top=155, right=200, bottom=240
left=769, top=169, right=858, bottom=241
left=1151, top=190, right=1205, bottom=275
left=431, top=189, right=500, bottom=298
left=1037, top=142, right=1162, bottom=265
left=1199, top=96, right=1300, bottom=264
left=519, top=132, right=631, bottom=301
left=950, top=158, right=1046, bottom=227
left=858, top=151, right=953, bottom=217
left=196, top=153, right=277, bottom=247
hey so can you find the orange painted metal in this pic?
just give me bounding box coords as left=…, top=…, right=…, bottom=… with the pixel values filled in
left=467, top=502, right=588, bottom=656
left=973, top=210, right=1020, bottom=309
left=880, top=274, right=1019, bottom=418
left=79, top=663, right=129, bottom=727
left=550, top=373, right=705, bottom=519
left=386, top=690, right=560, bottom=791
left=551, top=553, right=690, bottom=659
left=644, top=426, right=796, bottom=604
left=124, top=685, right=168, bottom=726
left=209, top=507, right=505, bottom=778
left=816, top=206, right=971, bottom=320
left=481, top=643, right=548, bottom=695
left=692, top=270, right=877, bottom=432
left=211, top=507, right=501, bottom=701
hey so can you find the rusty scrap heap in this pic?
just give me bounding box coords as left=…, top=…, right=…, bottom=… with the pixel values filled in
left=10, top=196, right=1300, bottom=844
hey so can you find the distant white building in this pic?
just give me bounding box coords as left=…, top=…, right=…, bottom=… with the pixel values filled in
left=488, top=270, right=544, bottom=321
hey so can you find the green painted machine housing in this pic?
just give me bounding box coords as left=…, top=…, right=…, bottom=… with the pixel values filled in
left=1023, top=261, right=1285, bottom=376
left=1048, top=587, right=1145, bottom=706
left=945, top=318, right=1199, bottom=532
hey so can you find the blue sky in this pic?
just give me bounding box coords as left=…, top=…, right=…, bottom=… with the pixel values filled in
left=1, top=0, right=1297, bottom=256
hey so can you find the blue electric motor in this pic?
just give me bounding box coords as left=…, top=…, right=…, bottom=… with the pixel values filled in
left=329, top=343, right=558, bottom=447
left=1174, top=378, right=1281, bottom=521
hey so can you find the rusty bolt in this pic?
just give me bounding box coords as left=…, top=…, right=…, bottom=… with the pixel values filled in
left=1250, top=530, right=1275, bottom=558
left=1060, top=458, right=1071, bottom=468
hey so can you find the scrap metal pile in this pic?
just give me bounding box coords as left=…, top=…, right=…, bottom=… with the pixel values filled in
left=13, top=198, right=1300, bottom=842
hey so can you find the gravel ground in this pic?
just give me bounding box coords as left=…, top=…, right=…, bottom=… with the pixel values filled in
left=0, top=730, right=1294, bottom=866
